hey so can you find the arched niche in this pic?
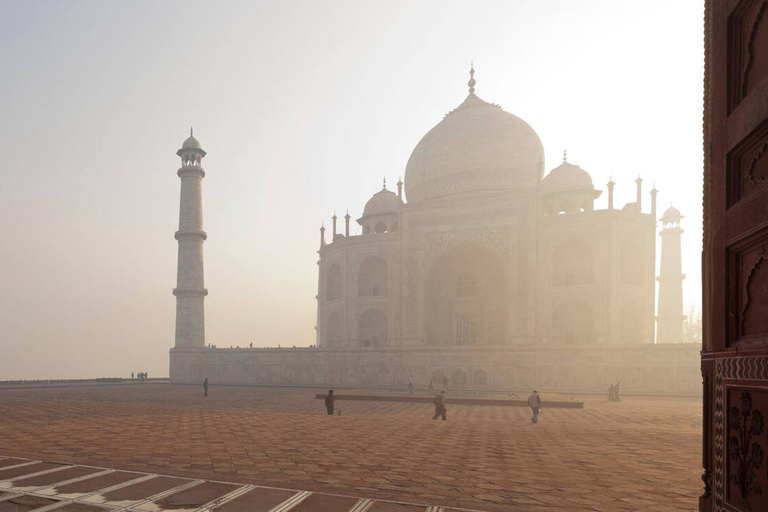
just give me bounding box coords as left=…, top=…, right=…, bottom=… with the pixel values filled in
left=426, top=242, right=507, bottom=346
left=326, top=311, right=341, bottom=347
left=553, top=239, right=593, bottom=286
left=326, top=263, right=341, bottom=301
left=619, top=300, right=644, bottom=343
left=451, top=368, right=468, bottom=386
left=374, top=221, right=387, bottom=234
left=473, top=368, right=489, bottom=386
left=552, top=300, right=593, bottom=345
left=358, top=256, right=388, bottom=297
left=358, top=308, right=388, bottom=347
left=620, top=240, right=644, bottom=285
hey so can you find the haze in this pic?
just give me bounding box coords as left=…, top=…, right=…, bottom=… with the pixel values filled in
left=0, top=0, right=703, bottom=380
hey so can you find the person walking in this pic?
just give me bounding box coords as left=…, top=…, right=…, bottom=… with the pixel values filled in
left=427, top=378, right=434, bottom=395
left=528, top=390, right=542, bottom=423
left=325, top=389, right=336, bottom=415
left=614, top=382, right=621, bottom=402
left=203, top=378, right=208, bottom=397
left=407, top=375, right=414, bottom=395
left=432, top=389, right=447, bottom=421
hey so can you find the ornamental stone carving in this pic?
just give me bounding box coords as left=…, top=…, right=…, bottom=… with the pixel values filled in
left=424, top=226, right=511, bottom=263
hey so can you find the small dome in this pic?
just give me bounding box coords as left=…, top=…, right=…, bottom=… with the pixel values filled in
left=363, top=188, right=402, bottom=217
left=182, top=135, right=201, bottom=150
left=540, top=161, right=594, bottom=194
left=661, top=206, right=682, bottom=222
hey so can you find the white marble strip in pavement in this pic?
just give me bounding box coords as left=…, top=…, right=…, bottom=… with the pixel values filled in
left=1, top=456, right=485, bottom=512
left=0, top=465, right=77, bottom=487
left=349, top=498, right=375, bottom=512
left=19, top=469, right=115, bottom=494
left=31, top=469, right=119, bottom=497
left=194, top=484, right=254, bottom=512
left=267, top=490, right=311, bottom=512
left=125, top=479, right=206, bottom=511
left=0, top=460, right=42, bottom=473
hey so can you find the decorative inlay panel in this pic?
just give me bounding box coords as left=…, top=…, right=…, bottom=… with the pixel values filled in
left=727, top=120, right=768, bottom=206
left=714, top=356, right=768, bottom=511
left=727, top=229, right=768, bottom=344
left=424, top=226, right=511, bottom=264
left=728, top=0, right=768, bottom=112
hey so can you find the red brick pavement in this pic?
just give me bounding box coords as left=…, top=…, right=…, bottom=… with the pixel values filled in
left=0, top=384, right=702, bottom=512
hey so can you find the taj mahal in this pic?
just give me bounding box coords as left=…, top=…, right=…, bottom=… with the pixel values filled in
left=169, top=68, right=700, bottom=395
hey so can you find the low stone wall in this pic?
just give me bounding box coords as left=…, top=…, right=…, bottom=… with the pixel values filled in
left=170, top=343, right=701, bottom=395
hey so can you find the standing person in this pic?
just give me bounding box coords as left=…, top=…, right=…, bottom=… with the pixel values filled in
left=325, top=389, right=336, bottom=415
left=427, top=378, right=434, bottom=395
left=131, top=372, right=134, bottom=380
left=442, top=376, right=449, bottom=389
left=407, top=375, right=414, bottom=395
left=614, top=382, right=621, bottom=402
left=432, top=389, right=447, bottom=421
left=528, top=390, right=542, bottom=423
left=203, top=378, right=208, bottom=397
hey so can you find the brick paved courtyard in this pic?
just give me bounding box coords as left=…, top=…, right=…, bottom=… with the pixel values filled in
left=0, top=384, right=701, bottom=512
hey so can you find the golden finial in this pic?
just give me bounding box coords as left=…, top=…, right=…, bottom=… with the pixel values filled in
left=190, top=127, right=193, bottom=137
left=563, top=150, right=567, bottom=162
left=383, top=177, right=387, bottom=189
left=468, top=62, right=476, bottom=94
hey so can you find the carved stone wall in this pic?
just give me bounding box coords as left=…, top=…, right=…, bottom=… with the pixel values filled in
left=171, top=343, right=701, bottom=395
left=713, top=355, right=768, bottom=511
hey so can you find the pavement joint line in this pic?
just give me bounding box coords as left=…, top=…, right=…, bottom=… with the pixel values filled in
left=31, top=469, right=118, bottom=497
left=267, top=490, right=311, bottom=512
left=21, top=468, right=115, bottom=495
left=348, top=498, right=374, bottom=512
left=194, top=484, right=254, bottom=512
left=0, top=464, right=77, bottom=487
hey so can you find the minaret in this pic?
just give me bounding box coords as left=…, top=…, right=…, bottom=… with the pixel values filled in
left=173, top=129, right=208, bottom=349
left=607, top=177, right=615, bottom=210
left=344, top=210, right=351, bottom=237
left=656, top=206, right=685, bottom=343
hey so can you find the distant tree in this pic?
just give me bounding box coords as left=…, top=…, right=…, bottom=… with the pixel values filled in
left=683, top=303, right=702, bottom=344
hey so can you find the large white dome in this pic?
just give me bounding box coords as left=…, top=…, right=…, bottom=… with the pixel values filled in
left=404, top=93, right=544, bottom=204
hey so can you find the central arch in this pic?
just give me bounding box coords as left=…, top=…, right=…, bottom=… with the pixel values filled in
left=426, top=242, right=507, bottom=346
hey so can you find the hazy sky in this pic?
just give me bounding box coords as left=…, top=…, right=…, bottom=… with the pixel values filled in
left=0, top=1, right=704, bottom=379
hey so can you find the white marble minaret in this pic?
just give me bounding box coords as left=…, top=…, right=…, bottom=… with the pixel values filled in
left=173, top=130, right=208, bottom=348
left=656, top=206, right=685, bottom=343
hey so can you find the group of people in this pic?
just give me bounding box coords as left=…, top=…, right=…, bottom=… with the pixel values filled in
left=608, top=382, right=621, bottom=402
left=131, top=372, right=148, bottom=380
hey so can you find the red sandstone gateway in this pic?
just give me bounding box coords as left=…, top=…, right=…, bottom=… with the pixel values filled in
left=701, top=1, right=768, bottom=510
